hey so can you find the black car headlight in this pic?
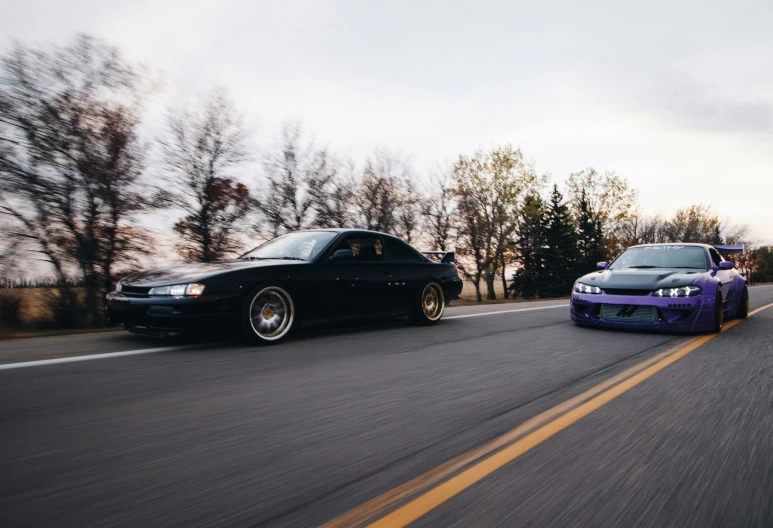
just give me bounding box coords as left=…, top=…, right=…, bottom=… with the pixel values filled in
left=115, top=282, right=122, bottom=293
left=148, top=283, right=206, bottom=297
left=653, top=285, right=701, bottom=298
left=574, top=282, right=601, bottom=294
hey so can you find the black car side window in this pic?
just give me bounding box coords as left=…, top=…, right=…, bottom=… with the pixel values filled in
left=337, top=237, right=384, bottom=261
left=709, top=248, right=722, bottom=267
left=384, top=237, right=423, bottom=262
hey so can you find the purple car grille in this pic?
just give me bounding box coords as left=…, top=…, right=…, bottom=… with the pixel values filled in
left=600, top=304, right=658, bottom=323
left=603, top=288, right=651, bottom=296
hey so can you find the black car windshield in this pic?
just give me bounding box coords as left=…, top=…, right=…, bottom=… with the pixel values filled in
left=609, top=246, right=710, bottom=270
left=240, top=231, right=338, bottom=261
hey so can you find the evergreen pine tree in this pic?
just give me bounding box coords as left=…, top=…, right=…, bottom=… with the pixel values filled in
left=544, top=185, right=580, bottom=296
left=576, top=188, right=605, bottom=275
left=511, top=193, right=547, bottom=299
left=710, top=225, right=723, bottom=245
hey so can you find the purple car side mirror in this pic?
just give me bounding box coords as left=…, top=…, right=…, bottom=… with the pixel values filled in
left=597, top=262, right=608, bottom=270
left=718, top=261, right=734, bottom=270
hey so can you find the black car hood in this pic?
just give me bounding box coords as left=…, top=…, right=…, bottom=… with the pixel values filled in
left=122, top=259, right=306, bottom=286
left=578, top=269, right=704, bottom=291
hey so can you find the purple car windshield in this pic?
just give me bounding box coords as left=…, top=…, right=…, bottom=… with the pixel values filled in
left=608, top=246, right=710, bottom=270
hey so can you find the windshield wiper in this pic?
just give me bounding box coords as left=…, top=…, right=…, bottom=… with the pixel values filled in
left=277, top=257, right=306, bottom=261
left=626, top=265, right=661, bottom=269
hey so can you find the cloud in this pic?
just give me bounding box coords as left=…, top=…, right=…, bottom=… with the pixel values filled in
left=638, top=73, right=773, bottom=135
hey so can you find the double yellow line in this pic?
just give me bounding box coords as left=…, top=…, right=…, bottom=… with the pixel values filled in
left=322, top=303, right=773, bottom=528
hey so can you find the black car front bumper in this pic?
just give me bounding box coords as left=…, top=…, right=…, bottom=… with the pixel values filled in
left=106, top=292, right=240, bottom=336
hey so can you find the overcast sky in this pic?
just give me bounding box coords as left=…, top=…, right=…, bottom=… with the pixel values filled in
left=3, top=0, right=772, bottom=243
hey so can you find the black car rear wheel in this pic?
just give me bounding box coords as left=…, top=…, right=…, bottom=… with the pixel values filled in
left=241, top=284, right=295, bottom=344
left=712, top=290, right=723, bottom=333
left=409, top=282, right=445, bottom=325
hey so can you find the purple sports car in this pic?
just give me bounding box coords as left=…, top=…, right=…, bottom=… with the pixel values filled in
left=570, top=243, right=748, bottom=333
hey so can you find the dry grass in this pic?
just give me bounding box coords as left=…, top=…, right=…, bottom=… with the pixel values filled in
left=460, top=280, right=508, bottom=300
left=0, top=287, right=58, bottom=326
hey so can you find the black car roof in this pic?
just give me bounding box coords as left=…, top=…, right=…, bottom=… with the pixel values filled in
left=296, top=228, right=402, bottom=238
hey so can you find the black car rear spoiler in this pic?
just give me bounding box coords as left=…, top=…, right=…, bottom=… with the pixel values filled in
left=421, top=251, right=455, bottom=264
left=713, top=244, right=744, bottom=254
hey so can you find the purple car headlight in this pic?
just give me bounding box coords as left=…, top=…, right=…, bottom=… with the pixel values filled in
left=574, top=282, right=601, bottom=294
left=653, top=285, right=701, bottom=298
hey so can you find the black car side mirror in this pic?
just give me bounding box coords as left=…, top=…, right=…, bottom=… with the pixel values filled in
left=331, top=249, right=355, bottom=261
left=597, top=261, right=608, bottom=270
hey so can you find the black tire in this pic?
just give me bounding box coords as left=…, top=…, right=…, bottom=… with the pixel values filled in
left=409, top=281, right=445, bottom=325
left=736, top=286, right=749, bottom=319
left=712, top=290, right=724, bottom=333
left=240, top=284, right=295, bottom=344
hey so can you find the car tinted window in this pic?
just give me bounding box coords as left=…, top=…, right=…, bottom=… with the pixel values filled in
left=384, top=237, right=423, bottom=262
left=241, top=231, right=337, bottom=261
left=709, top=248, right=722, bottom=266
left=608, top=246, right=709, bottom=270
left=336, top=237, right=384, bottom=261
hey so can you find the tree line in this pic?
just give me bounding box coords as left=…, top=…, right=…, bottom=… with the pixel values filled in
left=0, top=35, right=760, bottom=328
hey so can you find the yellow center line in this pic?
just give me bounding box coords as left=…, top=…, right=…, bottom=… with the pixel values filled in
left=320, top=336, right=703, bottom=528
left=324, top=301, right=773, bottom=528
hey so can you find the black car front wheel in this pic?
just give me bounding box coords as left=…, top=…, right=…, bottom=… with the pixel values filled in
left=241, top=284, right=295, bottom=344
left=409, top=282, right=445, bottom=325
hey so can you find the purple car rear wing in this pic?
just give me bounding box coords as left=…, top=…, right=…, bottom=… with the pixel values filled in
left=713, top=244, right=744, bottom=254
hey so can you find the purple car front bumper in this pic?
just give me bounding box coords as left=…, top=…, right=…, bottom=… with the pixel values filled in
left=570, top=291, right=717, bottom=332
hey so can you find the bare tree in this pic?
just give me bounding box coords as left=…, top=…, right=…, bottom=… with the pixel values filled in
left=0, top=34, right=153, bottom=325
left=161, top=89, right=252, bottom=262
left=256, top=122, right=350, bottom=235
left=619, top=211, right=667, bottom=246
left=395, top=177, right=423, bottom=244
left=721, top=222, right=750, bottom=246
left=421, top=170, right=456, bottom=251
left=307, top=157, right=356, bottom=229
left=259, top=123, right=313, bottom=236
left=662, top=204, right=722, bottom=243
left=354, top=149, right=419, bottom=238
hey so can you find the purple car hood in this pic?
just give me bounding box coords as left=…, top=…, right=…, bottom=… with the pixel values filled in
left=578, top=269, right=704, bottom=291
left=121, top=259, right=306, bottom=286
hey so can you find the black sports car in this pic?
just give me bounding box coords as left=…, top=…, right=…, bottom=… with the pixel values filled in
left=107, top=229, right=463, bottom=344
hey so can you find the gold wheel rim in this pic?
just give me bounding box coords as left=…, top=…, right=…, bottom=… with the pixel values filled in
left=422, top=284, right=444, bottom=320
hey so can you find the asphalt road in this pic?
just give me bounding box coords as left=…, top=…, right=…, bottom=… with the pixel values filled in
left=1, top=289, right=772, bottom=527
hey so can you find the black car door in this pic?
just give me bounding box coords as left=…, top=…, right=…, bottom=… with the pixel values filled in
left=321, top=235, right=392, bottom=318
left=382, top=236, right=427, bottom=312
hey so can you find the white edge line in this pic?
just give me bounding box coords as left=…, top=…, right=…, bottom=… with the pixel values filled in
left=0, top=343, right=218, bottom=371
left=444, top=304, right=568, bottom=320
left=1, top=290, right=765, bottom=369
left=1, top=306, right=569, bottom=370
left=749, top=285, right=773, bottom=289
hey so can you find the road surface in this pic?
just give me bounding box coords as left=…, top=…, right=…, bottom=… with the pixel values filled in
left=2, top=289, right=773, bottom=527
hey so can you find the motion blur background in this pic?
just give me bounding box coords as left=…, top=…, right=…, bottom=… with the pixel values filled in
left=1, top=0, right=772, bottom=333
